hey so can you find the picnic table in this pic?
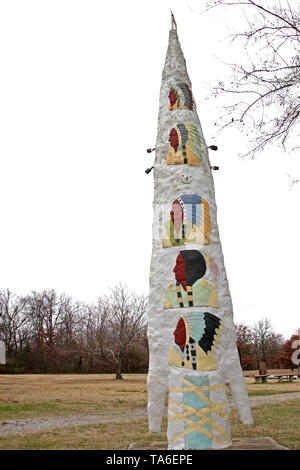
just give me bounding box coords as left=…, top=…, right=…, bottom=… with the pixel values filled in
left=267, top=374, right=296, bottom=383
left=253, top=375, right=268, bottom=383
left=251, top=374, right=296, bottom=384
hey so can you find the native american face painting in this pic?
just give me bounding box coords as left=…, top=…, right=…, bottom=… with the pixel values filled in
left=162, top=194, right=211, bottom=248
left=166, top=122, right=202, bottom=166
left=168, top=82, right=194, bottom=111
left=168, top=311, right=223, bottom=371
left=164, top=249, right=219, bottom=309
left=173, top=251, right=207, bottom=291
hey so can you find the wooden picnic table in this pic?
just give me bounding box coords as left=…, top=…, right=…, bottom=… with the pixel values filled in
left=268, top=374, right=295, bottom=383
left=251, top=374, right=296, bottom=384
left=253, top=375, right=269, bottom=383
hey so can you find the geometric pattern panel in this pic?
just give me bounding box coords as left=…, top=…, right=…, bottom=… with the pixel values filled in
left=168, top=375, right=231, bottom=449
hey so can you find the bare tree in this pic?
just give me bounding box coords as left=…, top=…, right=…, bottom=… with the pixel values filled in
left=0, top=289, right=29, bottom=354
left=55, top=298, right=87, bottom=349
left=235, top=323, right=255, bottom=369
left=0, top=286, right=148, bottom=374
left=252, top=317, right=284, bottom=368
left=25, top=290, right=62, bottom=351
left=84, top=284, right=148, bottom=379
left=206, top=0, right=300, bottom=157
left=23, top=289, right=85, bottom=371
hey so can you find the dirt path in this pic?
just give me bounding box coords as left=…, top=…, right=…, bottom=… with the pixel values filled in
left=0, top=409, right=148, bottom=437
left=246, top=392, right=300, bottom=407
left=1, top=392, right=300, bottom=437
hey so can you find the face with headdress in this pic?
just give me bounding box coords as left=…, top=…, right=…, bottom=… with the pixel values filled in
left=168, top=88, right=178, bottom=108
left=168, top=83, right=194, bottom=110
left=169, top=311, right=223, bottom=371
left=170, top=199, right=184, bottom=234
left=166, top=122, right=201, bottom=166
left=166, top=194, right=211, bottom=246
left=173, top=317, right=186, bottom=352
left=169, top=127, right=179, bottom=152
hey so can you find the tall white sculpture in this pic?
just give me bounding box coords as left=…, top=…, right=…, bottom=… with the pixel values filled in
left=0, top=340, right=5, bottom=365
left=0, top=313, right=5, bottom=365
left=146, top=17, right=253, bottom=450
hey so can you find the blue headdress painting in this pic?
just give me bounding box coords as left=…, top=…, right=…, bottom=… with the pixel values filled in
left=169, top=82, right=194, bottom=110
left=168, top=311, right=223, bottom=371
left=162, top=194, right=211, bottom=248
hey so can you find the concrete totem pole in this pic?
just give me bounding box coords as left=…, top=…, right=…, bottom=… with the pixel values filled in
left=0, top=341, right=5, bottom=365
left=146, top=16, right=253, bottom=450
left=0, top=313, right=5, bottom=365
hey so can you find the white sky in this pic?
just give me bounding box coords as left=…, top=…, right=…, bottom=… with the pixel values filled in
left=0, top=0, right=299, bottom=339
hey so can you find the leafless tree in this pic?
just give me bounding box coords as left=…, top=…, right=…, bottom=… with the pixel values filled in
left=22, top=289, right=86, bottom=371
left=286, top=172, right=300, bottom=190
left=24, top=289, right=63, bottom=351
left=0, top=286, right=149, bottom=374
left=0, top=289, right=29, bottom=353
left=205, top=0, right=300, bottom=157
left=55, top=298, right=87, bottom=349
left=84, top=284, right=148, bottom=379
left=252, top=317, right=284, bottom=367
left=235, top=323, right=255, bottom=368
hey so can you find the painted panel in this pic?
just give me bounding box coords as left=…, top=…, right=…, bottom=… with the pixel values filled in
left=168, top=312, right=223, bottom=370
left=168, top=374, right=231, bottom=449
left=166, top=122, right=202, bottom=166
left=164, top=250, right=219, bottom=309
left=168, top=82, right=194, bottom=110
left=162, top=194, right=211, bottom=248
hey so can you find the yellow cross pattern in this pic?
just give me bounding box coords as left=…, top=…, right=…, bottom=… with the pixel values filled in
left=168, top=378, right=231, bottom=446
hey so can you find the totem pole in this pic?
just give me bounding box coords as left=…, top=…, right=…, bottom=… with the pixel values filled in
left=146, top=16, right=253, bottom=450
left=0, top=313, right=5, bottom=365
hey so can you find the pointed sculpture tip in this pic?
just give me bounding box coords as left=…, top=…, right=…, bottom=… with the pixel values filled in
left=170, top=10, right=177, bottom=31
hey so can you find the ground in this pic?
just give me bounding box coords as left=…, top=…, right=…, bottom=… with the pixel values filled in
left=0, top=371, right=299, bottom=450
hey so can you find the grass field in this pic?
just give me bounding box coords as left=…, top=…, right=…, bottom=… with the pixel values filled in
left=0, top=374, right=147, bottom=420
left=0, top=371, right=299, bottom=450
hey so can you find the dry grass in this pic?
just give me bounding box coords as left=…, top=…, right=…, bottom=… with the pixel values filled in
left=0, top=417, right=168, bottom=450
left=0, top=372, right=300, bottom=450
left=0, top=374, right=148, bottom=420
left=230, top=399, right=300, bottom=450
left=0, top=401, right=299, bottom=450
left=1, top=371, right=299, bottom=421
left=0, top=373, right=147, bottom=403
left=245, top=380, right=300, bottom=396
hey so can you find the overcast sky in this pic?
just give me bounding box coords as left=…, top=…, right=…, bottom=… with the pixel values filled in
left=1, top=0, right=299, bottom=339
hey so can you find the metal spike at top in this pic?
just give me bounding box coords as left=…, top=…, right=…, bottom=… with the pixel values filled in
left=170, top=10, right=177, bottom=30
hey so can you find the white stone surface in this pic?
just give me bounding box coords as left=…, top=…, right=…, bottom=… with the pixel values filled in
left=147, top=28, right=253, bottom=449
left=0, top=340, right=6, bottom=365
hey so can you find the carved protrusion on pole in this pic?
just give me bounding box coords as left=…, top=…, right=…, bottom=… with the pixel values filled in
left=171, top=10, right=177, bottom=31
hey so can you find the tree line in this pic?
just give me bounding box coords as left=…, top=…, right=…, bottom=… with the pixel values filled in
left=0, top=286, right=298, bottom=377
left=236, top=318, right=299, bottom=371
left=0, top=285, right=148, bottom=379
